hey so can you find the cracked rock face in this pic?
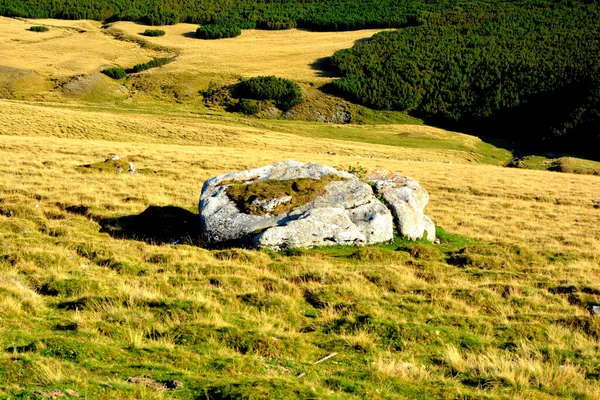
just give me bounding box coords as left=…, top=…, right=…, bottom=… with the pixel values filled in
left=367, top=170, right=434, bottom=241
left=199, top=161, right=433, bottom=249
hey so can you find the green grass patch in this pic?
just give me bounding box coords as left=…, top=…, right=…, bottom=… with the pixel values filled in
left=511, top=155, right=600, bottom=175
left=244, top=119, right=512, bottom=166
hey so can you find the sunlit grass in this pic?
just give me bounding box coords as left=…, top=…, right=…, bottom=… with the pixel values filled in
left=0, top=16, right=599, bottom=398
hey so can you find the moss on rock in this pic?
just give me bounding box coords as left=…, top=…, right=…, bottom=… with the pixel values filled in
left=225, top=176, right=343, bottom=216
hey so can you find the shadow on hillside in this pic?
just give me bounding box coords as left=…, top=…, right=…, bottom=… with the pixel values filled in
left=99, top=206, right=201, bottom=246
left=182, top=31, right=197, bottom=38
left=354, top=36, right=372, bottom=44
left=410, top=100, right=600, bottom=163
left=309, top=57, right=336, bottom=78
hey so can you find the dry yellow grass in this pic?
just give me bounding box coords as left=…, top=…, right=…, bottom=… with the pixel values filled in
left=0, top=16, right=383, bottom=84
left=0, top=100, right=485, bottom=163
left=0, top=17, right=159, bottom=77
left=111, top=21, right=386, bottom=82
left=1, top=99, right=598, bottom=258
left=2, top=19, right=600, bottom=399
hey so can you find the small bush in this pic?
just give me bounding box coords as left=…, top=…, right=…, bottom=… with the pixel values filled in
left=234, top=76, right=303, bottom=110
left=238, top=98, right=261, bottom=115
left=132, top=57, right=174, bottom=73
left=196, top=23, right=241, bottom=40
left=29, top=26, right=48, bottom=32
left=142, top=29, right=166, bottom=37
left=101, top=67, right=127, bottom=80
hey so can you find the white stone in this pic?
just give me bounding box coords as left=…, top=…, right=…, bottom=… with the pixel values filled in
left=199, top=160, right=393, bottom=249
left=199, top=161, right=435, bottom=249
left=423, top=215, right=436, bottom=242
left=367, top=170, right=435, bottom=241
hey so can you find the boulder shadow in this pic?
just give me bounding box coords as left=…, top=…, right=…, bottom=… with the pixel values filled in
left=99, top=206, right=201, bottom=246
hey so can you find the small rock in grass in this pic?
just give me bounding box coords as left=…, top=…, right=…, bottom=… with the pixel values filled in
left=46, top=389, right=65, bottom=398
left=127, top=375, right=165, bottom=390
left=162, top=379, right=184, bottom=389
left=126, top=375, right=183, bottom=390
left=592, top=305, right=600, bottom=315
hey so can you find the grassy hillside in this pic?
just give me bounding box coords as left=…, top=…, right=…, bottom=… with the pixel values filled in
left=0, top=16, right=388, bottom=108
left=1, top=16, right=598, bottom=171
left=1, top=16, right=600, bottom=397
left=1, top=99, right=600, bottom=398
left=3, top=0, right=598, bottom=157
left=111, top=20, right=385, bottom=83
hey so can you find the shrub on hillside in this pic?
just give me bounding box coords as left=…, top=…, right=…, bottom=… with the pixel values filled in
left=132, top=57, right=174, bottom=73
left=234, top=76, right=303, bottom=110
left=238, top=98, right=261, bottom=115
left=101, top=67, right=127, bottom=79
left=142, top=29, right=166, bottom=37
left=29, top=25, right=48, bottom=32
left=196, top=23, right=241, bottom=39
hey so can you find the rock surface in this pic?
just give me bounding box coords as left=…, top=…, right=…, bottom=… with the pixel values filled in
left=367, top=170, right=434, bottom=241
left=199, top=161, right=434, bottom=249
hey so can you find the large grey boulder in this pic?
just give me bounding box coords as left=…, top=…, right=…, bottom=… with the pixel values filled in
left=199, top=161, right=434, bottom=250
left=199, top=161, right=393, bottom=249
left=367, top=170, right=435, bottom=241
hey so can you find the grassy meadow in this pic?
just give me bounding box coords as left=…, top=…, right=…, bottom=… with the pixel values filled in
left=1, top=17, right=600, bottom=399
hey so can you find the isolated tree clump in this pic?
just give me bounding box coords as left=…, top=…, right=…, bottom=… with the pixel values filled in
left=234, top=76, right=303, bottom=110
left=196, top=22, right=241, bottom=39
left=101, top=67, right=127, bottom=79
left=142, top=29, right=166, bottom=37
left=29, top=25, right=48, bottom=32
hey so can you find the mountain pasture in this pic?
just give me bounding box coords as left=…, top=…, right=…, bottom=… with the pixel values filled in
left=1, top=98, right=600, bottom=398
left=0, top=15, right=599, bottom=400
